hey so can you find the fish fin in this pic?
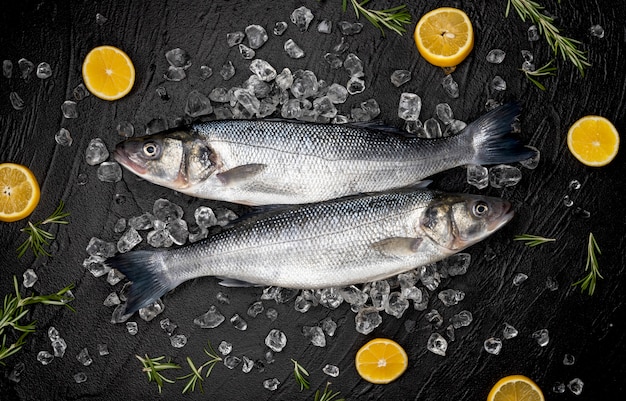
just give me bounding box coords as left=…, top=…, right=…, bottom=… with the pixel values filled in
left=371, top=237, right=423, bottom=256
left=216, top=164, right=267, bottom=185
left=218, top=278, right=263, bottom=287
left=468, top=102, right=538, bottom=165
left=106, top=250, right=174, bottom=315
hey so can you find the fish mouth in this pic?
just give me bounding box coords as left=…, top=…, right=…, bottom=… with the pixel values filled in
left=113, top=146, right=147, bottom=176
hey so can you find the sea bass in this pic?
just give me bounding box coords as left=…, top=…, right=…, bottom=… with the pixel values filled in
left=107, top=190, right=514, bottom=314
left=113, top=103, right=535, bottom=205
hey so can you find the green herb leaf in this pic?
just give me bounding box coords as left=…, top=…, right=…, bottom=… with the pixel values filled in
left=344, top=0, right=411, bottom=36
left=17, top=200, right=70, bottom=258
left=572, top=233, right=603, bottom=296
left=136, top=354, right=180, bottom=393
left=314, top=382, right=346, bottom=401
left=291, top=358, right=311, bottom=391
left=514, top=233, right=557, bottom=247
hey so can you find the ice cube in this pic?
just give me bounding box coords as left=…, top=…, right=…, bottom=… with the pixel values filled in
left=220, top=61, right=235, bottom=81
left=166, top=219, right=188, bottom=245
left=3, top=60, right=13, bottom=78
left=126, top=321, right=138, bottom=335
left=76, top=348, right=92, bottom=366
left=344, top=53, right=364, bottom=77
left=230, top=314, right=248, bottom=331
left=489, top=164, right=522, bottom=188
left=322, top=364, right=339, bottom=377
left=290, top=6, right=314, bottom=31
left=165, top=48, right=191, bottom=69
left=338, top=21, right=363, bottom=35
left=160, top=318, right=178, bottom=336
left=22, top=269, right=37, bottom=288
left=317, top=19, right=332, bottom=34
left=563, top=353, right=575, bottom=365
left=265, top=307, right=278, bottom=321
left=441, top=75, right=459, bottom=98
left=568, top=378, right=584, bottom=395
left=321, top=317, right=337, bottom=337
left=250, top=59, right=277, bottom=82
left=247, top=301, right=264, bottom=318
left=491, top=76, right=507, bottom=91
left=532, top=329, right=549, bottom=347
left=435, top=103, right=453, bottom=125
left=185, top=90, right=212, bottom=117
left=273, top=21, right=288, bottom=36
left=390, top=70, right=411, bottom=87
left=553, top=382, right=566, bottom=393
left=170, top=334, right=187, bottom=348
left=9, top=92, right=25, bottom=110
left=346, top=76, right=365, bottom=95
left=323, top=53, right=342, bottom=69
left=85, top=138, right=109, bottom=166
left=398, top=93, right=422, bottom=121
left=164, top=66, right=186, bottom=81
left=521, top=61, right=535, bottom=72
left=215, top=291, right=230, bottom=305
left=8, top=362, right=25, bottom=383
left=73, top=83, right=90, bottom=101
left=155, top=86, right=169, bottom=100
left=427, top=333, right=448, bottom=356
left=238, top=44, right=256, bottom=60
left=153, top=198, right=183, bottom=222
left=339, top=285, right=368, bottom=306
left=484, top=337, right=502, bottom=355
left=438, top=289, right=465, bottom=307
left=103, top=292, right=121, bottom=307
left=426, top=309, right=444, bottom=329
left=245, top=24, right=268, bottom=49
left=291, top=70, right=319, bottom=98
left=284, top=39, right=305, bottom=59
left=466, top=164, right=489, bottom=190
left=302, top=326, right=326, bottom=347
left=224, top=355, right=241, bottom=369
left=589, top=24, right=604, bottom=38
left=86, top=237, right=116, bottom=258
left=47, top=326, right=60, bottom=342
left=512, top=273, right=528, bottom=286
left=97, top=343, right=109, bottom=356
left=53, top=128, right=72, bottom=147
left=486, top=49, right=506, bottom=64
left=95, top=13, right=107, bottom=24
left=384, top=292, right=409, bottom=318
left=319, top=287, right=343, bottom=309
left=18, top=58, right=34, bottom=80
left=97, top=162, right=122, bottom=183
left=36, top=62, right=52, bottom=79
left=194, top=305, right=225, bottom=328
left=450, top=310, right=473, bottom=329
left=265, top=329, right=287, bottom=352
left=527, top=25, right=539, bottom=41
left=355, top=307, right=382, bottom=335
left=51, top=340, right=66, bottom=360
left=445, top=253, right=471, bottom=276
left=546, top=276, right=559, bottom=291
left=263, top=378, right=280, bottom=391
left=361, top=99, right=380, bottom=119
left=73, top=372, right=87, bottom=383
left=227, top=31, right=245, bottom=47
left=313, top=96, right=337, bottom=118
left=294, top=295, right=312, bottom=313
left=61, top=100, right=78, bottom=118
left=116, top=227, right=141, bottom=254
left=242, top=356, right=254, bottom=373
left=519, top=146, right=540, bottom=169
left=139, top=299, right=165, bottom=322
left=326, top=83, right=348, bottom=104
left=110, top=304, right=132, bottom=324
left=37, top=351, right=54, bottom=365
left=200, top=65, right=213, bottom=80
left=218, top=340, right=233, bottom=355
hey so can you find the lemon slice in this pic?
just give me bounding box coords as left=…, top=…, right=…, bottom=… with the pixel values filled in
left=355, top=338, right=408, bottom=384
left=567, top=115, right=619, bottom=166
left=414, top=7, right=474, bottom=68
left=0, top=163, right=41, bottom=222
left=487, top=375, right=545, bottom=401
left=82, top=45, right=135, bottom=101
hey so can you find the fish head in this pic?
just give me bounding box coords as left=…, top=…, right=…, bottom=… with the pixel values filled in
left=113, top=130, right=217, bottom=189
left=420, top=193, right=514, bottom=252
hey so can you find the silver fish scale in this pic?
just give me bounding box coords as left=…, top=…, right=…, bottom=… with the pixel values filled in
left=165, top=190, right=443, bottom=288
left=191, top=120, right=471, bottom=204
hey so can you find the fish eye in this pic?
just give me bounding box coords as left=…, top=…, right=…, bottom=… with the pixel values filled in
left=142, top=142, right=160, bottom=158
left=473, top=201, right=489, bottom=217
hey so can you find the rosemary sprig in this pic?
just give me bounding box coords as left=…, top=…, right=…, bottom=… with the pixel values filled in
left=17, top=200, right=70, bottom=258
left=506, top=0, right=590, bottom=76
left=291, top=358, right=311, bottom=391
left=178, top=341, right=222, bottom=394
left=572, top=233, right=603, bottom=295
left=522, top=59, right=557, bottom=90
left=514, top=233, right=556, bottom=247
left=342, top=0, right=411, bottom=36
left=0, top=276, right=75, bottom=365
left=136, top=354, right=180, bottom=393
left=314, top=382, right=345, bottom=401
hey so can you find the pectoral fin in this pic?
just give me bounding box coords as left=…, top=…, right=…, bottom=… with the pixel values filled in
left=371, top=237, right=423, bottom=257
left=216, top=164, right=267, bottom=185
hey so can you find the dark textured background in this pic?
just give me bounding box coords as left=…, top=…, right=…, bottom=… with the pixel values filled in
left=1, top=1, right=625, bottom=400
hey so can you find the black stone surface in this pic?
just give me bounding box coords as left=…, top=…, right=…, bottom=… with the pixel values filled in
left=1, top=1, right=625, bottom=400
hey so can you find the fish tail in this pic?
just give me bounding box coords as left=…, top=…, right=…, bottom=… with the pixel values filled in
left=106, top=250, right=174, bottom=315
left=468, top=103, right=537, bottom=165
